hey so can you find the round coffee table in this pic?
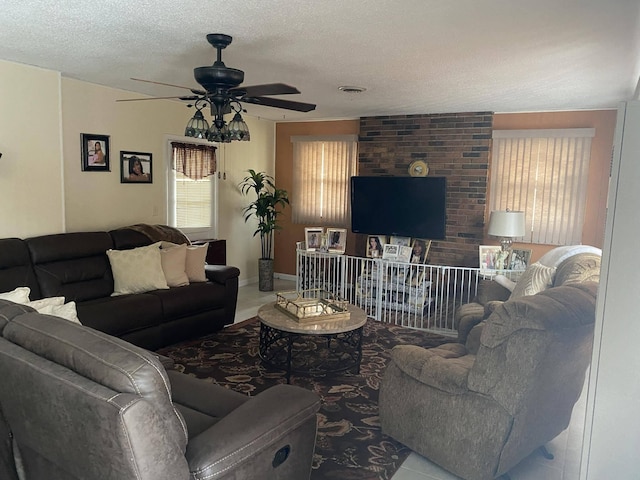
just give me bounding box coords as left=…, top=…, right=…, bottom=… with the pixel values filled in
left=257, top=302, right=367, bottom=383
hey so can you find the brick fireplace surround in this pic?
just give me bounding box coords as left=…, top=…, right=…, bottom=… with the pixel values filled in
left=358, top=112, right=493, bottom=267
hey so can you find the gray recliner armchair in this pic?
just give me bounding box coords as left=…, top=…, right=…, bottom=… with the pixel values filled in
left=0, top=300, right=320, bottom=480
left=379, top=282, right=598, bottom=480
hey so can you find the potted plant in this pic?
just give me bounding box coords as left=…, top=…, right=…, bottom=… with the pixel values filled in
left=240, top=169, right=289, bottom=291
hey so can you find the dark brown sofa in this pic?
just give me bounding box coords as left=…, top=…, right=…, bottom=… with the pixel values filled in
left=0, top=226, right=240, bottom=350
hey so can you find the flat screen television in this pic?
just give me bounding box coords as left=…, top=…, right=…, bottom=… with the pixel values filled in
left=350, top=176, right=447, bottom=239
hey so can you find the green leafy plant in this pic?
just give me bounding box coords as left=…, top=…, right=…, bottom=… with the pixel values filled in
left=240, top=169, right=290, bottom=260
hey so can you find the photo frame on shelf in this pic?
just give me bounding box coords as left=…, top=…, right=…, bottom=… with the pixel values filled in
left=304, top=227, right=324, bottom=251
left=389, top=236, right=411, bottom=247
left=508, top=248, right=532, bottom=270
left=81, top=133, right=110, bottom=172
left=326, top=228, right=347, bottom=254
left=397, top=245, right=412, bottom=263
left=366, top=235, right=387, bottom=258
left=479, top=245, right=508, bottom=272
left=382, top=244, right=399, bottom=260
left=410, top=238, right=432, bottom=264
left=120, top=151, right=152, bottom=183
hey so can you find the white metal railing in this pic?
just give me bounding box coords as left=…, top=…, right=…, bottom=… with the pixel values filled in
left=296, top=243, right=522, bottom=336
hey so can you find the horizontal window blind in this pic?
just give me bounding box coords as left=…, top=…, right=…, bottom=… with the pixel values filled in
left=175, top=172, right=211, bottom=228
left=491, top=128, right=594, bottom=245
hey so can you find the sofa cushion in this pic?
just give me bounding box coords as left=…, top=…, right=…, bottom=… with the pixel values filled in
left=509, top=262, right=556, bottom=300
left=0, top=238, right=41, bottom=298
left=185, top=243, right=208, bottom=283
left=26, top=232, right=115, bottom=301
left=147, top=282, right=227, bottom=318
left=107, top=243, right=169, bottom=296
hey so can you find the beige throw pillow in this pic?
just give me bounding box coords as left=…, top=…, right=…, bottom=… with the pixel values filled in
left=38, top=301, right=81, bottom=324
left=160, top=244, right=189, bottom=287
left=185, top=243, right=208, bottom=283
left=509, top=262, right=556, bottom=300
left=0, top=287, right=31, bottom=303
left=107, top=242, right=169, bottom=296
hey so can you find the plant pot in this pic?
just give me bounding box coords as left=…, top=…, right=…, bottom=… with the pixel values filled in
left=258, top=258, right=274, bottom=292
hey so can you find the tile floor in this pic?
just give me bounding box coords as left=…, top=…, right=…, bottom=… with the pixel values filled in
left=235, top=278, right=587, bottom=480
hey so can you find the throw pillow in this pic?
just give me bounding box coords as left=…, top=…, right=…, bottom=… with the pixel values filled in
left=37, top=301, right=81, bottom=324
left=160, top=244, right=189, bottom=287
left=0, top=287, right=31, bottom=303
left=509, top=262, right=556, bottom=300
left=26, top=296, right=65, bottom=310
left=185, top=243, right=208, bottom=283
left=107, top=242, right=169, bottom=296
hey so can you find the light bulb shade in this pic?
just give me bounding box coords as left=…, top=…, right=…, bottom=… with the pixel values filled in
left=227, top=112, right=250, bottom=141
left=487, top=210, right=526, bottom=238
left=207, top=122, right=231, bottom=143
left=184, top=110, right=209, bottom=139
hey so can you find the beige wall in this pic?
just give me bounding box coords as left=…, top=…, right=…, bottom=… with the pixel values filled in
left=1, top=59, right=275, bottom=284
left=0, top=60, right=65, bottom=237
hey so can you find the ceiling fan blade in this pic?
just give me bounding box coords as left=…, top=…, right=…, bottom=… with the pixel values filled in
left=241, top=96, right=316, bottom=112
left=131, top=78, right=206, bottom=95
left=231, top=83, right=301, bottom=97
left=116, top=95, right=200, bottom=102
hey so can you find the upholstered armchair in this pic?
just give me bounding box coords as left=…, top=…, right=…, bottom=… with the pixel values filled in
left=0, top=300, right=320, bottom=480
left=456, top=247, right=601, bottom=344
left=379, top=282, right=598, bottom=480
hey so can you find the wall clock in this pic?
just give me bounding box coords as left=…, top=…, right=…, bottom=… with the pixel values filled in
left=408, top=160, right=429, bottom=177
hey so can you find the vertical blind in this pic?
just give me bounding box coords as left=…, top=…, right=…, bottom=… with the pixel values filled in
left=291, top=135, right=358, bottom=227
left=490, top=128, right=595, bottom=245
left=171, top=142, right=216, bottom=228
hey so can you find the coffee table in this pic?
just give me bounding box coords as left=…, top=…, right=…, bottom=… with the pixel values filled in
left=257, top=302, right=367, bottom=383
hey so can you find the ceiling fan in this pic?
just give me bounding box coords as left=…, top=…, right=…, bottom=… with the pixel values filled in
left=119, top=33, right=316, bottom=142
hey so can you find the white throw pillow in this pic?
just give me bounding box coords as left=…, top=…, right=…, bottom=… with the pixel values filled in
left=107, top=242, right=169, bottom=296
left=509, top=263, right=557, bottom=300
left=0, top=287, right=31, bottom=304
left=37, top=301, right=81, bottom=324
left=185, top=243, right=208, bottom=283
left=26, top=296, right=65, bottom=310
left=160, top=244, right=190, bottom=287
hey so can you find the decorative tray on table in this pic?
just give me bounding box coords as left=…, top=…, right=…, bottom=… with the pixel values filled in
left=275, top=289, right=350, bottom=323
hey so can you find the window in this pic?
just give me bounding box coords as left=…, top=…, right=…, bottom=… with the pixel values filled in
left=167, top=140, right=217, bottom=239
left=291, top=135, right=358, bottom=227
left=490, top=128, right=595, bottom=245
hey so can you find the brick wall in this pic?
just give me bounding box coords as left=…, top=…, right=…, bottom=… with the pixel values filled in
left=358, top=112, right=493, bottom=267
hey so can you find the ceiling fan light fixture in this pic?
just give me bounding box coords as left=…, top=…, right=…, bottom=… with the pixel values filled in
left=227, top=112, right=250, bottom=141
left=184, top=109, right=209, bottom=139
left=207, top=121, right=231, bottom=143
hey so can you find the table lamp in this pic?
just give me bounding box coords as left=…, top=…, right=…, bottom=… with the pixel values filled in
left=487, top=210, right=525, bottom=252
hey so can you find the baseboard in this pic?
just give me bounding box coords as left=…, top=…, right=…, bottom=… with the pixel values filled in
left=274, top=272, right=296, bottom=282
left=238, top=276, right=258, bottom=287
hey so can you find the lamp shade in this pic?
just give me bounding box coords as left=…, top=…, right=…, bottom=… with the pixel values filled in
left=487, top=211, right=525, bottom=238
left=184, top=110, right=209, bottom=139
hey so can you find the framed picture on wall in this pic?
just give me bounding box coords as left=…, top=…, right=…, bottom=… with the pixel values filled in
left=120, top=151, right=152, bottom=184
left=81, top=133, right=110, bottom=172
left=410, top=238, right=432, bottom=264
left=389, top=236, right=411, bottom=247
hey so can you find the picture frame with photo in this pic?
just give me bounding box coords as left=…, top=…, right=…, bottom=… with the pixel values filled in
left=389, top=236, right=411, bottom=247
left=382, top=244, right=400, bottom=260
left=479, top=245, right=508, bottom=271
left=81, top=133, right=110, bottom=172
left=304, top=227, right=324, bottom=251
left=508, top=248, right=532, bottom=270
left=366, top=235, right=387, bottom=258
left=410, top=238, right=432, bottom=264
left=120, top=151, right=152, bottom=184
left=396, top=245, right=412, bottom=263
left=327, top=228, right=347, bottom=254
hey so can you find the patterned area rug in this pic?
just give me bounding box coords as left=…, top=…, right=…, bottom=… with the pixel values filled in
left=158, top=317, right=454, bottom=480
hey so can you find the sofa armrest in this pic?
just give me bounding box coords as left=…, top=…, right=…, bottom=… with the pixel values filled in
left=205, top=265, right=240, bottom=284
left=185, top=384, right=320, bottom=479
left=475, top=279, right=512, bottom=305
left=390, top=344, right=474, bottom=394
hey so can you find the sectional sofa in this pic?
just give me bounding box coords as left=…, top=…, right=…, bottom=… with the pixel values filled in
left=0, top=226, right=240, bottom=350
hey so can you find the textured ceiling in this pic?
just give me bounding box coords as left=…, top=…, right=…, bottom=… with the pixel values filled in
left=1, top=0, right=639, bottom=122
